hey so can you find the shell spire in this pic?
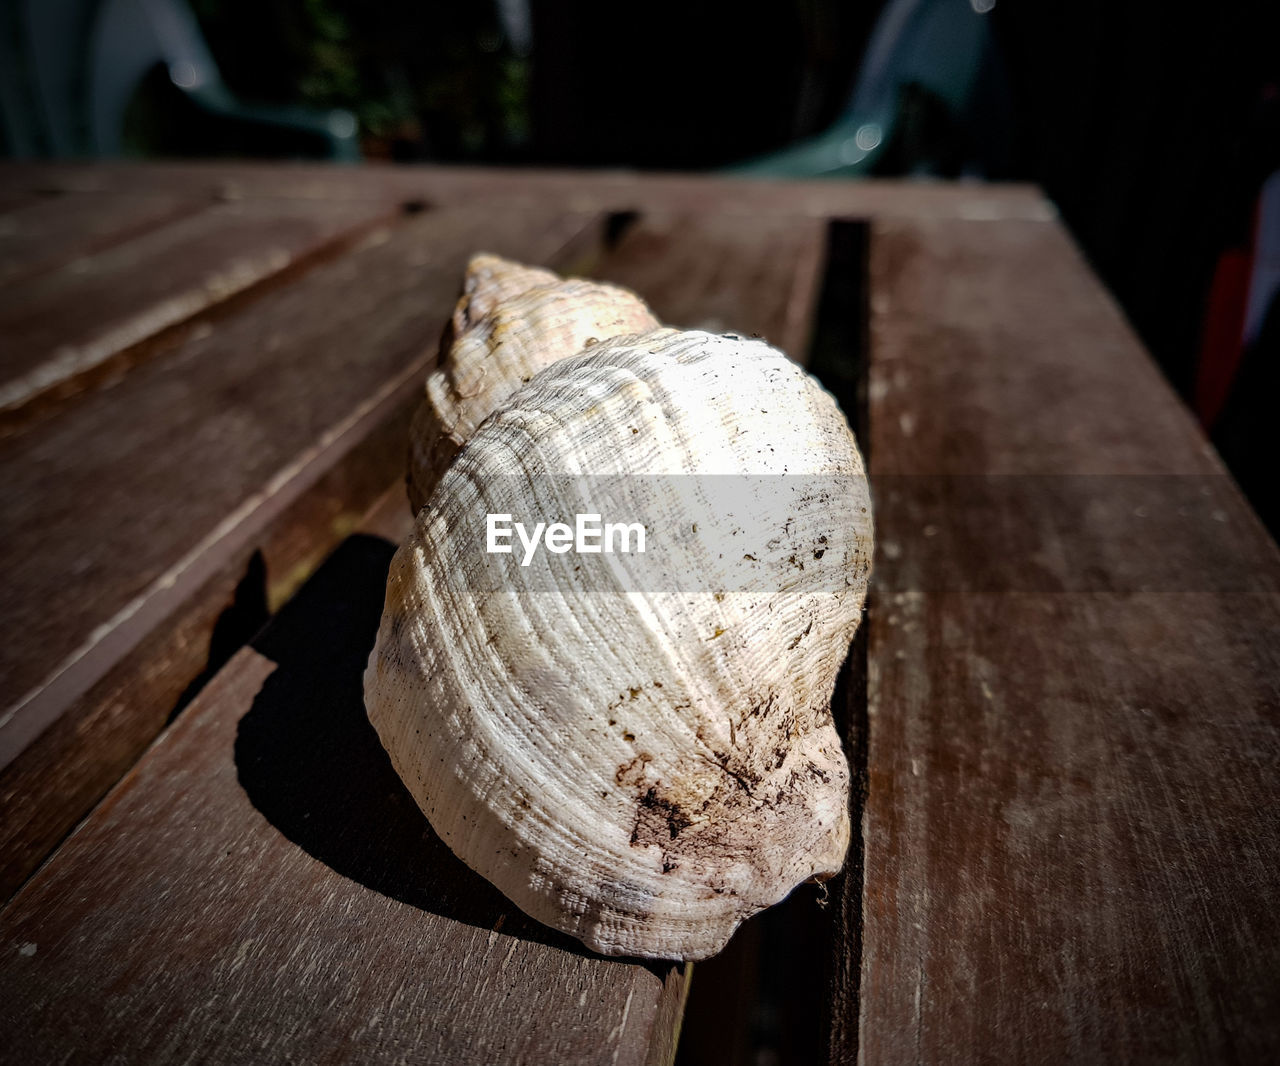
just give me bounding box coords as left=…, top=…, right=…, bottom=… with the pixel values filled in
left=407, top=253, right=660, bottom=513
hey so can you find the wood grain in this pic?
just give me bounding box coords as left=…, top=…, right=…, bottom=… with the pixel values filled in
left=5, top=163, right=1273, bottom=1062
left=0, top=485, right=689, bottom=1066
left=594, top=213, right=826, bottom=363
left=0, top=197, right=393, bottom=411
left=0, top=207, right=600, bottom=901
left=0, top=160, right=1056, bottom=223
left=0, top=184, right=840, bottom=1063
left=846, top=216, right=1280, bottom=1063
left=0, top=189, right=207, bottom=287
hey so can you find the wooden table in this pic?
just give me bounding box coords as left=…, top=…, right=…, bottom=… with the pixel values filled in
left=0, top=163, right=1276, bottom=1065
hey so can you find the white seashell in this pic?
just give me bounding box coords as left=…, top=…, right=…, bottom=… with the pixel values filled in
left=366, top=317, right=873, bottom=960
left=406, top=253, right=659, bottom=513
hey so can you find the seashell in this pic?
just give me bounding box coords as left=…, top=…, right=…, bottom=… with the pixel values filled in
left=406, top=253, right=660, bottom=513
left=366, top=314, right=873, bottom=960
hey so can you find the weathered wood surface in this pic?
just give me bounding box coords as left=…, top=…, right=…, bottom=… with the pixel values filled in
left=0, top=189, right=207, bottom=286
left=595, top=213, right=825, bottom=363
left=0, top=160, right=1056, bottom=222
left=2, top=164, right=1277, bottom=1065
left=0, top=207, right=599, bottom=900
left=0, top=193, right=838, bottom=909
left=846, top=216, right=1280, bottom=1064
left=0, top=179, right=851, bottom=1063
left=0, top=196, right=400, bottom=412
left=0, top=486, right=689, bottom=1066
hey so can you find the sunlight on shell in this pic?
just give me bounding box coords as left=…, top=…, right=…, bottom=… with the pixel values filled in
left=369, top=317, right=872, bottom=960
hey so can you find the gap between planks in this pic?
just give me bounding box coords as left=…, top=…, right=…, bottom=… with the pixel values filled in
left=844, top=215, right=1280, bottom=1066
left=0, top=189, right=213, bottom=288
left=0, top=478, right=691, bottom=1066
left=0, top=202, right=834, bottom=1064
left=0, top=196, right=409, bottom=425
left=0, top=204, right=831, bottom=922
left=0, top=206, right=608, bottom=902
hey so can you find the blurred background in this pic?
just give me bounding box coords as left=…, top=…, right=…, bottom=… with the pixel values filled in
left=1, top=1, right=1277, bottom=1061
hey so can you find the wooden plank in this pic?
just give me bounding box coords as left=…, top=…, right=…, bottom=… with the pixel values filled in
left=593, top=213, right=826, bottom=362
left=844, top=216, right=1280, bottom=1063
left=0, top=165, right=63, bottom=204
left=0, top=197, right=394, bottom=413
left=0, top=160, right=1056, bottom=223
left=581, top=211, right=833, bottom=1064
left=0, top=190, right=208, bottom=286
left=0, top=484, right=690, bottom=1066
left=0, top=207, right=601, bottom=901
left=414, top=172, right=1054, bottom=227
left=0, top=186, right=839, bottom=1059
left=0, top=190, right=40, bottom=217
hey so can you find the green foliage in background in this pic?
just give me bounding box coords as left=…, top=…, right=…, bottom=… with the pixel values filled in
left=189, top=0, right=530, bottom=160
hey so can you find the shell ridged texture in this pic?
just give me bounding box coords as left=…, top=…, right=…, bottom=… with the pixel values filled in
left=366, top=323, right=873, bottom=960
left=407, top=254, right=659, bottom=514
